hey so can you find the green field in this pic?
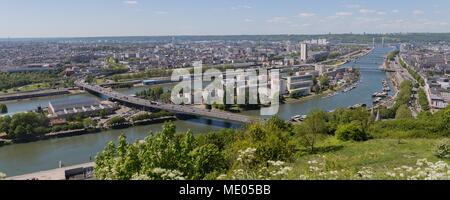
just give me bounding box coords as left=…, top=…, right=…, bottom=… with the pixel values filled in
left=289, top=137, right=445, bottom=179
left=5, top=83, right=51, bottom=93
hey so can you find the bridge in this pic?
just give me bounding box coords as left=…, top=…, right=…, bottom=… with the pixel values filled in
left=75, top=80, right=258, bottom=124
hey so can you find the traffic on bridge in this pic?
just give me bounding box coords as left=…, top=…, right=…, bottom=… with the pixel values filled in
left=75, top=80, right=258, bottom=124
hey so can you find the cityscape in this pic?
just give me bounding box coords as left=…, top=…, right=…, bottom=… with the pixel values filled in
left=1, top=0, right=450, bottom=183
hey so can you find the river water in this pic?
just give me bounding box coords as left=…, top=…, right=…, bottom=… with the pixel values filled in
left=0, top=47, right=393, bottom=176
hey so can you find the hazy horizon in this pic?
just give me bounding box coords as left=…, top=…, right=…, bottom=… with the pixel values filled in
left=2, top=32, right=450, bottom=40
left=1, top=0, right=450, bottom=38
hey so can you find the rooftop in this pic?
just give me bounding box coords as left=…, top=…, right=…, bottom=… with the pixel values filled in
left=50, top=98, right=101, bottom=112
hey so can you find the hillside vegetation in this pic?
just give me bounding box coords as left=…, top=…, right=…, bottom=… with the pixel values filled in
left=94, top=103, right=450, bottom=180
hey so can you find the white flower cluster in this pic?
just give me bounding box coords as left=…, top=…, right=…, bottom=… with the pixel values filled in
left=151, top=168, right=186, bottom=180
left=131, top=168, right=186, bottom=180
left=236, top=148, right=257, bottom=165
left=387, top=159, right=450, bottom=180
left=218, top=148, right=292, bottom=180
left=131, top=174, right=151, bottom=180
left=299, top=156, right=345, bottom=180
left=299, top=157, right=450, bottom=180
left=267, top=160, right=292, bottom=179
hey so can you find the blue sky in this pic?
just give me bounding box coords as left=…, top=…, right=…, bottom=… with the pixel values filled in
left=1, top=0, right=450, bottom=37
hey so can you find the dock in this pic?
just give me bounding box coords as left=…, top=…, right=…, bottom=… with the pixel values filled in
left=6, top=162, right=95, bottom=180
left=0, top=89, right=70, bottom=102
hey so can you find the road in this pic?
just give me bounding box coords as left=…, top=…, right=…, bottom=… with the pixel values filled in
left=75, top=80, right=258, bottom=124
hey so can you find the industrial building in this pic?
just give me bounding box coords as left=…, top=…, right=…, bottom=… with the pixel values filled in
left=48, top=98, right=118, bottom=118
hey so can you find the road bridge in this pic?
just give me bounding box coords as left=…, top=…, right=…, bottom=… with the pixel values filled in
left=75, top=80, right=259, bottom=124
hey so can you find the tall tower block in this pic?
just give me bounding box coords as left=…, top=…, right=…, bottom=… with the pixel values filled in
left=300, top=43, right=308, bottom=62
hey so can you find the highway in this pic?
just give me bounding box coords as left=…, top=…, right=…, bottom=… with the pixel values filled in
left=75, top=80, right=258, bottom=124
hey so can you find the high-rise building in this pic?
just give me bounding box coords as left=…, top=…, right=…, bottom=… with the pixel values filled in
left=300, top=43, right=308, bottom=62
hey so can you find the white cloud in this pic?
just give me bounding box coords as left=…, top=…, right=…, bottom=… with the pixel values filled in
left=336, top=12, right=353, bottom=16
left=231, top=5, right=252, bottom=10
left=244, top=18, right=254, bottom=23
left=377, top=11, right=387, bottom=15
left=359, top=9, right=376, bottom=14
left=123, top=0, right=138, bottom=5
left=413, top=10, right=424, bottom=15
left=155, top=11, right=168, bottom=15
left=297, top=12, right=316, bottom=17
left=391, top=9, right=399, bottom=13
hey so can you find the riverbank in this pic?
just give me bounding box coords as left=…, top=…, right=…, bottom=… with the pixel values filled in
left=0, top=88, right=85, bottom=103
left=0, top=115, right=178, bottom=146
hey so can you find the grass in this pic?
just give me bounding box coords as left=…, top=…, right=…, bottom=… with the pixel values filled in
left=96, top=79, right=107, bottom=85
left=289, top=137, right=446, bottom=179
left=4, top=83, right=51, bottom=94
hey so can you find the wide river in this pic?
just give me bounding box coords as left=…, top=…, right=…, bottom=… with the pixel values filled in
left=0, top=47, right=393, bottom=176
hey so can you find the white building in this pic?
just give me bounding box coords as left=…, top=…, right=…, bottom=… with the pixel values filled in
left=286, top=74, right=314, bottom=96
left=300, top=43, right=308, bottom=62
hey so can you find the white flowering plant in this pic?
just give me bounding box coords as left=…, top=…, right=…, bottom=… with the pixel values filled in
left=297, top=156, right=450, bottom=180
left=218, top=148, right=293, bottom=180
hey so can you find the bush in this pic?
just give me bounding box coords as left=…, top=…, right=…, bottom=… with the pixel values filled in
left=107, top=116, right=127, bottom=126
left=0, top=104, right=7, bottom=114
left=336, top=122, right=370, bottom=142
left=132, top=113, right=151, bottom=122
left=435, top=140, right=450, bottom=159
left=396, top=104, right=412, bottom=119
left=418, top=89, right=430, bottom=111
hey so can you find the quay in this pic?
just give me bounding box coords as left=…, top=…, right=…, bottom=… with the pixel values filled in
left=0, top=89, right=70, bottom=102
left=6, top=162, right=95, bottom=180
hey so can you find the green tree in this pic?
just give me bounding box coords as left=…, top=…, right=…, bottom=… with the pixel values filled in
left=189, top=144, right=226, bottom=179
left=2, top=112, right=50, bottom=137
left=0, top=104, right=7, bottom=114
left=319, top=75, right=330, bottom=88
left=336, top=122, right=370, bottom=142
left=296, top=110, right=329, bottom=152
left=418, top=89, right=430, bottom=111
left=83, top=118, right=97, bottom=128
left=0, top=115, right=11, bottom=133
left=99, top=110, right=108, bottom=118
left=107, top=116, right=127, bottom=127
left=14, top=125, right=27, bottom=136
left=396, top=104, right=413, bottom=119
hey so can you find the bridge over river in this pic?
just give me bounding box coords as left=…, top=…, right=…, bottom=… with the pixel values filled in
left=75, top=80, right=258, bottom=124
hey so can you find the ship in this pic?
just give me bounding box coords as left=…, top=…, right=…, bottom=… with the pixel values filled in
left=372, top=92, right=388, bottom=98
left=290, top=115, right=307, bottom=122
left=373, top=97, right=383, bottom=104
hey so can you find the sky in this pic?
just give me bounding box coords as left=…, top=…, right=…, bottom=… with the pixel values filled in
left=0, top=0, right=450, bottom=38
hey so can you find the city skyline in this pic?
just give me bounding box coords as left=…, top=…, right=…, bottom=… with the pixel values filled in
left=1, top=0, right=450, bottom=38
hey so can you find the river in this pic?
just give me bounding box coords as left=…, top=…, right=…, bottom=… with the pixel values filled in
left=0, top=47, right=393, bottom=176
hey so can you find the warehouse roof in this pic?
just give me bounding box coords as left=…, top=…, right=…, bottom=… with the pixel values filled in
left=50, top=98, right=101, bottom=112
